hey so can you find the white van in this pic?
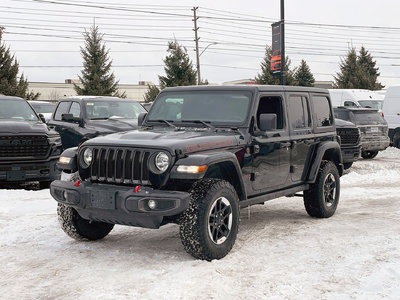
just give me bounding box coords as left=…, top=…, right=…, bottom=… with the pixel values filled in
left=328, top=89, right=384, bottom=111
left=382, top=85, right=400, bottom=147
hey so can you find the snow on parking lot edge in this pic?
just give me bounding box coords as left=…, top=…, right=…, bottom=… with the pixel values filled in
left=1, top=148, right=400, bottom=299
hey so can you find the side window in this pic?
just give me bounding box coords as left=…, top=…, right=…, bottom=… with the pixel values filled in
left=256, top=96, right=284, bottom=130
left=69, top=102, right=81, bottom=118
left=54, top=102, right=71, bottom=121
left=287, top=95, right=311, bottom=129
left=344, top=101, right=357, bottom=107
left=312, top=96, right=333, bottom=127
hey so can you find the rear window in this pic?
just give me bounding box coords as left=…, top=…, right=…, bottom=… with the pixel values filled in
left=358, top=100, right=383, bottom=111
left=351, top=111, right=385, bottom=123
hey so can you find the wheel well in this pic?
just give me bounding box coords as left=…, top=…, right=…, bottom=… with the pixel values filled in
left=322, top=148, right=343, bottom=176
left=204, top=162, right=245, bottom=201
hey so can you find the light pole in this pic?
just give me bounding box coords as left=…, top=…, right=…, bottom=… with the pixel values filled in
left=199, top=42, right=217, bottom=57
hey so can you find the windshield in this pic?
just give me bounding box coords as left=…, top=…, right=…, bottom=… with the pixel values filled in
left=85, top=101, right=146, bottom=120
left=0, top=99, right=39, bottom=121
left=30, top=103, right=55, bottom=114
left=147, top=91, right=252, bottom=125
left=358, top=100, right=383, bottom=111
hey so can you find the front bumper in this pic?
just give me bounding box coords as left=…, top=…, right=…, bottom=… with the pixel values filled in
left=340, top=144, right=361, bottom=163
left=0, top=158, right=60, bottom=183
left=50, top=180, right=191, bottom=229
left=360, top=135, right=390, bottom=152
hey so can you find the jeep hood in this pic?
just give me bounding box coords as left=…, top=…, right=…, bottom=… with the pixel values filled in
left=0, top=119, right=56, bottom=135
left=83, top=128, right=240, bottom=154
left=85, top=118, right=139, bottom=133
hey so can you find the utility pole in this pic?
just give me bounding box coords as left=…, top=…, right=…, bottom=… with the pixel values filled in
left=280, top=0, right=285, bottom=85
left=192, top=7, right=201, bottom=85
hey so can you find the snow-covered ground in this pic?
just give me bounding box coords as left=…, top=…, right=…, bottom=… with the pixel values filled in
left=1, top=148, right=400, bottom=299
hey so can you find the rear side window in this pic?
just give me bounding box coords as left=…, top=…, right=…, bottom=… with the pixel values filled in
left=288, top=95, right=311, bottom=129
left=54, top=102, right=71, bottom=120
left=312, top=96, right=333, bottom=127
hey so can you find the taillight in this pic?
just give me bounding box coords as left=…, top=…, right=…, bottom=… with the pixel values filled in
left=382, top=112, right=384, bottom=118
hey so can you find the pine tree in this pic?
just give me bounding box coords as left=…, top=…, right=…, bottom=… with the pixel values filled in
left=334, top=48, right=360, bottom=88
left=143, top=84, right=160, bottom=103
left=74, top=25, right=125, bottom=97
left=0, top=27, right=39, bottom=99
left=255, top=46, right=296, bottom=86
left=158, top=41, right=197, bottom=89
left=357, top=46, right=384, bottom=90
left=294, top=59, right=315, bottom=87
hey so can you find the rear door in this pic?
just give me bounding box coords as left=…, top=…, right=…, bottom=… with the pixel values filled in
left=286, top=93, right=315, bottom=183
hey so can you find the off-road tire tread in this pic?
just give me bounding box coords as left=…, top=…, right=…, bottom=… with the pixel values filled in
left=57, top=203, right=114, bottom=241
left=179, top=179, right=239, bottom=261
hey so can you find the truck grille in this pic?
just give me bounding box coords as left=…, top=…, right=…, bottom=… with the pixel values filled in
left=90, top=147, right=151, bottom=185
left=0, top=135, right=49, bottom=159
left=336, top=128, right=360, bottom=146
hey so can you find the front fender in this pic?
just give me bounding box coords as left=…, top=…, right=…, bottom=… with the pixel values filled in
left=56, top=147, right=78, bottom=172
left=170, top=152, right=246, bottom=200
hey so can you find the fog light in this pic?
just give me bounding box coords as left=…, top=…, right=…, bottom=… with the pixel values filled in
left=148, top=200, right=157, bottom=210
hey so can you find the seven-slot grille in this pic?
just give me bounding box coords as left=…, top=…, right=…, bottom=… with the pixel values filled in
left=336, top=128, right=360, bottom=146
left=0, top=135, right=49, bottom=159
left=90, top=147, right=151, bottom=185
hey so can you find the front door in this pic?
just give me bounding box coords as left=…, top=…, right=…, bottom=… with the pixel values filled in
left=251, top=94, right=290, bottom=192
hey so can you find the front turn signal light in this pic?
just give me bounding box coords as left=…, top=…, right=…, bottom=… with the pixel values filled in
left=58, top=156, right=71, bottom=164
left=176, top=165, right=207, bottom=174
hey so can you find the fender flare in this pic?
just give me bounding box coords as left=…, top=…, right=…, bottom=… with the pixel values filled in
left=170, top=152, right=246, bottom=200
left=307, top=141, right=343, bottom=183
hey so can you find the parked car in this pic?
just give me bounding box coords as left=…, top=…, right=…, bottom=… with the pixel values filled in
left=334, top=107, right=389, bottom=159
left=28, top=100, right=56, bottom=122
left=0, top=95, right=62, bottom=188
left=51, top=85, right=343, bottom=261
left=329, top=89, right=384, bottom=112
left=382, top=85, right=400, bottom=148
left=335, top=118, right=361, bottom=169
left=48, top=96, right=146, bottom=149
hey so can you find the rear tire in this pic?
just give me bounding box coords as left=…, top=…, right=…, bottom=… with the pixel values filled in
left=361, top=151, right=378, bottom=159
left=179, top=179, right=239, bottom=261
left=393, top=133, right=400, bottom=149
left=57, top=203, right=114, bottom=240
left=304, top=161, right=340, bottom=218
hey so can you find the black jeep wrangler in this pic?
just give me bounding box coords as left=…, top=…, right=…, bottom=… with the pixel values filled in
left=0, top=95, right=62, bottom=188
left=50, top=86, right=343, bottom=260
left=48, top=96, right=146, bottom=150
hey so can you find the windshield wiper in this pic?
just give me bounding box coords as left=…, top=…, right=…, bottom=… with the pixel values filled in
left=90, top=117, right=109, bottom=120
left=150, top=119, right=176, bottom=128
left=181, top=120, right=215, bottom=129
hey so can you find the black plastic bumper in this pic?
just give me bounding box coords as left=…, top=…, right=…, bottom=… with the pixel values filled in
left=340, top=145, right=361, bottom=163
left=0, top=158, right=60, bottom=183
left=50, top=180, right=191, bottom=229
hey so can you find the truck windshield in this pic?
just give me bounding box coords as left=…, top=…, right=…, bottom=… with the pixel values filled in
left=147, top=91, right=252, bottom=125
left=30, top=103, right=55, bottom=114
left=85, top=101, right=146, bottom=120
left=0, top=99, right=39, bottom=121
left=358, top=100, right=383, bottom=111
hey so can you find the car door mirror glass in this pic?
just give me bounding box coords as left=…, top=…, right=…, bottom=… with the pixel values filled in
left=259, top=113, right=277, bottom=131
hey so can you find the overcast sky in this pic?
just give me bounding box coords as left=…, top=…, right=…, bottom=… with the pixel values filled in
left=1, top=0, right=400, bottom=87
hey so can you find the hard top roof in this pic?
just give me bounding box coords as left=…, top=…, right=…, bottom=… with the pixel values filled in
left=162, top=85, right=328, bottom=94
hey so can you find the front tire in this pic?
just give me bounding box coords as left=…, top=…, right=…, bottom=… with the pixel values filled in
left=179, top=179, right=239, bottom=261
left=304, top=161, right=340, bottom=218
left=361, top=150, right=378, bottom=159
left=57, top=203, right=114, bottom=240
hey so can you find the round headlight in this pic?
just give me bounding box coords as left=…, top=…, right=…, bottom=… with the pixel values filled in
left=155, top=152, right=169, bottom=172
left=82, top=148, right=93, bottom=167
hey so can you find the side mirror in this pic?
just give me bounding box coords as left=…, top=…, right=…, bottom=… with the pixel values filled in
left=138, top=112, right=147, bottom=126
left=62, top=114, right=84, bottom=127
left=259, top=113, right=277, bottom=131
left=39, top=113, right=46, bottom=123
